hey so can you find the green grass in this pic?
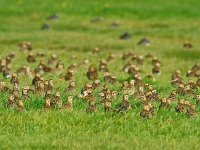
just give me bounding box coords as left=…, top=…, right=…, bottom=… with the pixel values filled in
left=0, top=0, right=200, bottom=149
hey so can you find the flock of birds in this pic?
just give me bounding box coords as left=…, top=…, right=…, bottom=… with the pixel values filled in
left=40, top=14, right=194, bottom=48
left=0, top=41, right=199, bottom=119
left=0, top=13, right=199, bottom=118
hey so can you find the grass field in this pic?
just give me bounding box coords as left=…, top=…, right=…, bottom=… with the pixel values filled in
left=0, top=0, right=200, bottom=149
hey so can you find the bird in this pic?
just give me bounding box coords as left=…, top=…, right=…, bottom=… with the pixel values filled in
left=16, top=100, right=26, bottom=111
left=5, top=56, right=12, bottom=65
left=32, top=73, right=41, bottom=86
left=118, top=95, right=131, bottom=112
left=12, top=82, right=20, bottom=94
left=86, top=65, right=98, bottom=80
left=65, top=96, right=73, bottom=110
left=152, top=63, right=161, bottom=74
left=183, top=42, right=192, bottom=48
left=54, top=96, right=62, bottom=108
left=52, top=92, right=62, bottom=109
left=103, top=101, right=113, bottom=112
left=65, top=69, right=74, bottom=81
left=22, top=86, right=31, bottom=99
left=90, top=17, right=104, bottom=23
left=67, top=63, right=78, bottom=70
left=0, top=81, right=10, bottom=92
left=152, top=57, right=161, bottom=66
left=45, top=90, right=52, bottom=99
left=7, top=52, right=16, bottom=59
left=122, top=80, right=135, bottom=96
left=99, top=59, right=109, bottom=72
left=41, top=23, right=50, bottom=30
left=10, top=73, right=19, bottom=84
left=186, top=104, right=196, bottom=117
left=44, top=99, right=51, bottom=110
left=196, top=78, right=200, bottom=87
left=109, top=21, right=120, bottom=28
left=103, top=72, right=117, bottom=84
left=186, top=69, right=197, bottom=77
left=46, top=13, right=59, bottom=20
left=18, top=41, right=32, bottom=51
left=119, top=32, right=131, bottom=40
left=175, top=100, right=187, bottom=113
left=171, top=78, right=183, bottom=87
left=106, top=53, right=115, bottom=62
left=47, top=79, right=54, bottom=91
left=145, top=53, right=154, bottom=59
left=79, top=59, right=89, bottom=67
left=7, top=95, right=16, bottom=108
left=17, top=65, right=32, bottom=76
left=135, top=55, right=144, bottom=65
left=140, top=102, right=154, bottom=119
left=36, top=52, right=45, bottom=57
left=92, top=80, right=101, bottom=89
left=2, top=68, right=12, bottom=79
left=66, top=81, right=76, bottom=91
left=86, top=101, right=97, bottom=113
left=12, top=90, right=19, bottom=101
left=48, top=54, right=57, bottom=65
left=195, top=95, right=200, bottom=105
left=92, top=47, right=101, bottom=54
left=35, top=81, right=45, bottom=95
left=56, top=61, right=64, bottom=70
left=140, top=105, right=150, bottom=118
left=137, top=38, right=150, bottom=46
left=168, top=90, right=177, bottom=101
left=27, top=53, right=36, bottom=63
left=159, top=98, right=172, bottom=109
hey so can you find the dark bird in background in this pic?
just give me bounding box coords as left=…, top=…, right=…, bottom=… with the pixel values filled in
left=46, top=13, right=59, bottom=20
left=90, top=17, right=104, bottom=23
left=41, top=23, right=50, bottom=30
left=137, top=38, right=151, bottom=46
left=119, top=32, right=131, bottom=40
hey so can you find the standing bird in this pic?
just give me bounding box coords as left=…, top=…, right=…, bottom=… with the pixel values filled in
left=10, top=73, right=19, bottom=84
left=51, top=92, right=62, bottom=108
left=7, top=95, right=16, bottom=108
left=65, top=69, right=74, bottom=81
left=152, top=63, right=161, bottom=74
left=16, top=100, right=26, bottom=111
left=27, top=53, right=36, bottom=63
left=65, top=96, right=73, bottom=110
left=86, top=101, right=97, bottom=113
left=18, top=41, right=32, bottom=51
left=137, top=38, right=150, bottom=46
left=66, top=81, right=76, bottom=92
left=195, top=95, right=200, bottom=105
left=22, top=86, right=31, bottom=99
left=87, top=65, right=98, bottom=80
left=48, top=54, right=57, bottom=65
left=118, top=95, right=131, bottom=112
left=92, top=80, right=101, bottom=89
left=44, top=99, right=51, bottom=110
left=175, top=100, right=187, bottom=113
left=159, top=98, right=172, bottom=109
left=186, top=104, right=196, bottom=117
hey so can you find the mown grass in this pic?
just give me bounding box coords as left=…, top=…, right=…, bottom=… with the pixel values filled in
left=0, top=0, right=200, bottom=149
